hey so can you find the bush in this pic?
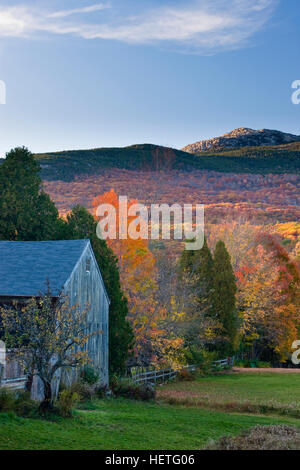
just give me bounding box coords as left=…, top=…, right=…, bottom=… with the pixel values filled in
left=257, top=361, right=271, bottom=368
left=110, top=377, right=155, bottom=401
left=57, top=389, right=80, bottom=418
left=0, top=389, right=15, bottom=412
left=234, top=360, right=271, bottom=368
left=177, top=368, right=198, bottom=381
left=234, top=359, right=251, bottom=368
left=14, top=391, right=38, bottom=417
left=80, top=366, right=99, bottom=385
left=0, top=389, right=38, bottom=417
left=95, top=385, right=110, bottom=399
left=187, top=350, right=216, bottom=375
left=67, top=381, right=95, bottom=401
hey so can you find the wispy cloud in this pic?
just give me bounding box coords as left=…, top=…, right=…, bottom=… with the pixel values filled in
left=0, top=0, right=278, bottom=54
left=47, top=4, right=110, bottom=19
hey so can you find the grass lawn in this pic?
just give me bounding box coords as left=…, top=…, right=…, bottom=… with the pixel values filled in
left=1, top=372, right=300, bottom=450
left=157, top=372, right=300, bottom=416
left=1, top=398, right=300, bottom=450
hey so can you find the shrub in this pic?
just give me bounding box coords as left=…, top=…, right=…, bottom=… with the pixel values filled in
left=177, top=368, right=198, bottom=381
left=14, top=391, right=38, bottom=417
left=257, top=361, right=271, bottom=368
left=0, top=389, right=15, bottom=412
left=0, top=389, right=38, bottom=417
left=57, top=389, right=80, bottom=417
left=198, top=351, right=217, bottom=374
left=95, top=385, right=110, bottom=399
left=68, top=381, right=95, bottom=401
left=234, top=360, right=271, bottom=368
left=81, top=366, right=99, bottom=385
left=110, top=377, right=155, bottom=401
left=234, top=359, right=251, bottom=368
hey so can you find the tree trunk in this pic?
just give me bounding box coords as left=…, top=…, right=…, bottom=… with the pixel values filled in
left=25, top=373, right=33, bottom=394
left=39, top=379, right=53, bottom=412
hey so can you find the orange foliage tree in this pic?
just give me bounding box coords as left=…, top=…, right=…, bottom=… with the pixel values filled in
left=93, top=189, right=183, bottom=366
left=236, top=233, right=300, bottom=362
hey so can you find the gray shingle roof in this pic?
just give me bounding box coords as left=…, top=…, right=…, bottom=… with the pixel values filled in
left=0, top=240, right=90, bottom=297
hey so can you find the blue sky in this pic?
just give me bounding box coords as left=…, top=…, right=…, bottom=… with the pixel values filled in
left=0, top=0, right=299, bottom=156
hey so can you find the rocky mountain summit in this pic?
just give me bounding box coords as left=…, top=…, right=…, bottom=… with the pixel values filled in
left=182, top=128, right=300, bottom=154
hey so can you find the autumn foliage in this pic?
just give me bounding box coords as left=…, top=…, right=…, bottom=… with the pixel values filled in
left=91, top=188, right=300, bottom=366
left=93, top=189, right=183, bottom=366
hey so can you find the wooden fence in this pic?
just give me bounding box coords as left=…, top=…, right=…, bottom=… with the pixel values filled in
left=0, top=356, right=233, bottom=395
left=129, top=359, right=231, bottom=386
left=0, top=375, right=27, bottom=391
left=0, top=349, right=27, bottom=391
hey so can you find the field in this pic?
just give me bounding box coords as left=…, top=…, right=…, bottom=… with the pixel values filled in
left=1, top=372, right=300, bottom=450
left=157, top=372, right=300, bottom=417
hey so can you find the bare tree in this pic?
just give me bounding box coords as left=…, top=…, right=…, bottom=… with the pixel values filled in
left=1, top=291, right=100, bottom=411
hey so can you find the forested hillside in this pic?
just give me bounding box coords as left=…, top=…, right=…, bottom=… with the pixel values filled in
left=35, top=142, right=300, bottom=180
left=0, top=141, right=298, bottom=181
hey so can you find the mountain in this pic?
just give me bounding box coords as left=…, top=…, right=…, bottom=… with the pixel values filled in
left=35, top=144, right=197, bottom=181
left=182, top=128, right=300, bottom=154
left=1, top=137, right=299, bottom=181
left=33, top=141, right=300, bottom=180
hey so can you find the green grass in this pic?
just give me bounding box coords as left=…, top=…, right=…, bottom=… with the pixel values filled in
left=157, top=373, right=300, bottom=416
left=1, top=398, right=300, bottom=450
left=2, top=372, right=300, bottom=449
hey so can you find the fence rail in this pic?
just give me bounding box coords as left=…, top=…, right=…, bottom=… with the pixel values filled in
left=0, top=376, right=27, bottom=390
left=130, top=359, right=231, bottom=386
left=213, top=359, right=229, bottom=368
left=0, top=359, right=232, bottom=393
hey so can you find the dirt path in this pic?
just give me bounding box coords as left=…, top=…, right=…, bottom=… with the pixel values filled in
left=233, top=367, right=300, bottom=373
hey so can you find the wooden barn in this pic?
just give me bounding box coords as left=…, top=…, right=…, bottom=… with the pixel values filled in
left=0, top=239, right=110, bottom=399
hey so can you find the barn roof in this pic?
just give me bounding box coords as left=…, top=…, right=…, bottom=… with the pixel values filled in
left=0, top=239, right=90, bottom=297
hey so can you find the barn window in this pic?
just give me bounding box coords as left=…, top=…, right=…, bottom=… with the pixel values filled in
left=86, top=258, right=91, bottom=273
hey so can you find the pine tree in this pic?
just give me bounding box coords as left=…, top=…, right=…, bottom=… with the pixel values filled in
left=213, top=241, right=239, bottom=356
left=178, top=238, right=215, bottom=357
left=64, top=205, right=134, bottom=376
left=179, top=237, right=214, bottom=316
left=0, top=147, right=60, bottom=241
left=0, top=148, right=134, bottom=375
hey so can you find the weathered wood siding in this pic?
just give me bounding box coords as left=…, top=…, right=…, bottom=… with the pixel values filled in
left=64, top=243, right=109, bottom=386
left=2, top=353, right=24, bottom=379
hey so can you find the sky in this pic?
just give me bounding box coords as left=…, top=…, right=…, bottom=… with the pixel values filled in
left=0, top=0, right=299, bottom=156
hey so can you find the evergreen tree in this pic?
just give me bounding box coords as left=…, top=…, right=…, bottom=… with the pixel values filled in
left=179, top=237, right=214, bottom=316
left=178, top=238, right=215, bottom=357
left=64, top=205, right=134, bottom=376
left=0, top=147, right=133, bottom=375
left=213, top=241, right=239, bottom=356
left=0, top=147, right=60, bottom=241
